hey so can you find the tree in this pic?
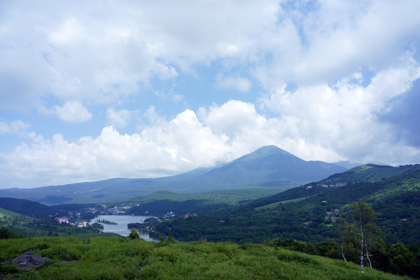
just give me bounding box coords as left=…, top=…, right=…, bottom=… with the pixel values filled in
left=388, top=242, right=416, bottom=276
left=337, top=219, right=356, bottom=262
left=129, top=228, right=140, bottom=239
left=338, top=200, right=384, bottom=274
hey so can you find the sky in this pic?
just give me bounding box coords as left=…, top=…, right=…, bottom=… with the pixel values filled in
left=1, top=0, right=420, bottom=189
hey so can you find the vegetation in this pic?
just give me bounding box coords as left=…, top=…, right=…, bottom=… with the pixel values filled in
left=96, top=219, right=117, bottom=225
left=126, top=199, right=232, bottom=217
left=0, top=216, right=115, bottom=238
left=0, top=198, right=55, bottom=218
left=320, top=164, right=420, bottom=185
left=118, top=188, right=287, bottom=205
left=150, top=169, right=420, bottom=246
left=0, top=208, right=20, bottom=218
left=338, top=200, right=384, bottom=274
left=0, top=227, right=22, bottom=239
left=0, top=236, right=410, bottom=280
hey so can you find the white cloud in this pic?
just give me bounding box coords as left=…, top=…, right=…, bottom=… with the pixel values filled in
left=2, top=77, right=420, bottom=189
left=260, top=54, right=420, bottom=164
left=1, top=1, right=420, bottom=188
left=252, top=0, right=420, bottom=88
left=0, top=111, right=230, bottom=188
left=1, top=0, right=419, bottom=107
left=106, top=108, right=131, bottom=128
left=215, top=75, right=251, bottom=92
left=0, top=0, right=279, bottom=108
left=52, top=101, right=92, bottom=123
left=0, top=120, right=31, bottom=135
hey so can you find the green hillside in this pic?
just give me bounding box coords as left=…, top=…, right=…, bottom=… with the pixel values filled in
left=0, top=236, right=407, bottom=280
left=119, top=188, right=286, bottom=205
left=0, top=198, right=55, bottom=218
left=0, top=208, right=20, bottom=218
left=151, top=169, right=420, bottom=246
left=320, top=164, right=420, bottom=184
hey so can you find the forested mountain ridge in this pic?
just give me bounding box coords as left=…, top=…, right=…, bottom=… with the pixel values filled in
left=319, top=163, right=420, bottom=184
left=0, top=198, right=56, bottom=218
left=150, top=167, right=420, bottom=246
left=0, top=145, right=346, bottom=205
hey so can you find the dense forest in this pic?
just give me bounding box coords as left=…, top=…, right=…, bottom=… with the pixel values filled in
left=149, top=170, right=420, bottom=245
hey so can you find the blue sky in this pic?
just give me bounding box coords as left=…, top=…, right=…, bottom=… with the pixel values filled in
left=1, top=0, right=420, bottom=189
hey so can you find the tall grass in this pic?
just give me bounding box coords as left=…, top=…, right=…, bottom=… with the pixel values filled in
left=0, top=237, right=411, bottom=280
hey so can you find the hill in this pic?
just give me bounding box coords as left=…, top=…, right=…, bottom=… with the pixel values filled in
left=0, top=198, right=55, bottom=218
left=320, top=164, right=420, bottom=184
left=151, top=167, right=420, bottom=246
left=0, top=208, right=20, bottom=218
left=0, top=236, right=408, bottom=279
left=117, top=188, right=287, bottom=205
left=0, top=145, right=346, bottom=204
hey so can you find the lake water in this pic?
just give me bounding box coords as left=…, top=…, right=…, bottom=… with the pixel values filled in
left=95, top=215, right=159, bottom=242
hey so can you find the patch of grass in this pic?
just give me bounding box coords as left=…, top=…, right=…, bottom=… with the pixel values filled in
left=0, top=208, right=21, bottom=218
left=0, top=237, right=409, bottom=280
left=254, top=197, right=308, bottom=211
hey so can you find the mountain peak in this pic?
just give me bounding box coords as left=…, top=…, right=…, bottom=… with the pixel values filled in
left=254, top=145, right=291, bottom=155
left=239, top=145, right=292, bottom=162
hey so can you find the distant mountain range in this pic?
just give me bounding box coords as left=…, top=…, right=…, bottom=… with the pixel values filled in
left=0, top=145, right=347, bottom=204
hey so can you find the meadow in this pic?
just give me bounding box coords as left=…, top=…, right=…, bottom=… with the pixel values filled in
left=0, top=235, right=411, bottom=280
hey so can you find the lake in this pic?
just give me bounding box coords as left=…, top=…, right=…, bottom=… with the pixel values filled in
left=95, top=215, right=159, bottom=242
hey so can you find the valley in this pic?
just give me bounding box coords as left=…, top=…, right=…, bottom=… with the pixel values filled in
left=1, top=146, right=420, bottom=278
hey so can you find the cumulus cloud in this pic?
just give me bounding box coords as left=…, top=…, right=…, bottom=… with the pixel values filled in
left=52, top=101, right=92, bottom=123
left=2, top=1, right=420, bottom=188
left=0, top=120, right=31, bottom=135
left=1, top=0, right=419, bottom=107
left=253, top=0, right=420, bottom=88
left=0, top=0, right=278, bottom=108
left=215, top=75, right=251, bottom=92
left=2, top=79, right=420, bottom=189
left=0, top=110, right=230, bottom=188
left=260, top=54, right=420, bottom=165
left=106, top=108, right=131, bottom=128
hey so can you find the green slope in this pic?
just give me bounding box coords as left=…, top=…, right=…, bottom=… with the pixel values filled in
left=0, top=237, right=407, bottom=280
left=118, top=188, right=287, bottom=205
left=0, top=197, right=55, bottom=218
left=0, top=207, right=20, bottom=218
left=152, top=168, right=420, bottom=246
left=115, top=188, right=288, bottom=217
left=320, top=164, right=420, bottom=184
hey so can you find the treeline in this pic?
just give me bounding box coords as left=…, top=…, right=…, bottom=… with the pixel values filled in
left=126, top=199, right=232, bottom=216
left=0, top=216, right=103, bottom=238
left=261, top=237, right=420, bottom=278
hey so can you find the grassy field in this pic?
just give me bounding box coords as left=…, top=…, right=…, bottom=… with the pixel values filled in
left=0, top=236, right=410, bottom=280
left=0, top=208, right=20, bottom=218
left=254, top=197, right=308, bottom=211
